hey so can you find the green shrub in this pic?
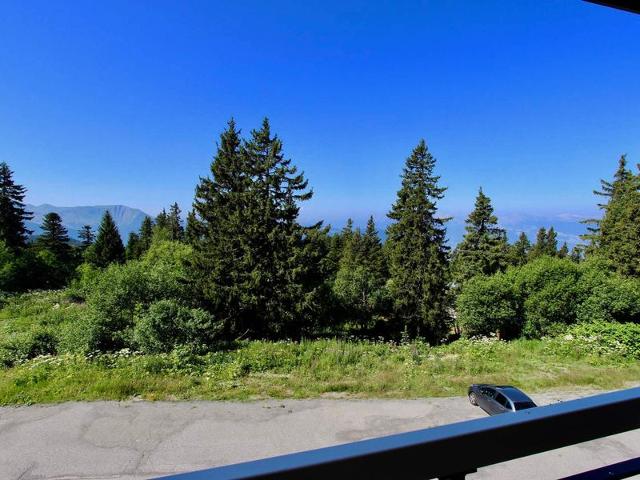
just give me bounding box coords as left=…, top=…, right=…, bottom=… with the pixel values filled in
left=549, top=321, right=640, bottom=359
left=456, top=272, right=521, bottom=338
left=133, top=299, right=221, bottom=353
left=577, top=275, right=640, bottom=324
left=0, top=327, right=58, bottom=367
left=77, top=240, right=196, bottom=352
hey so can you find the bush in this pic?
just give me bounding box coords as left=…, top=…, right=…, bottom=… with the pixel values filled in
left=133, top=299, right=221, bottom=353
left=457, top=272, right=521, bottom=338
left=76, top=240, right=197, bottom=352
left=0, top=327, right=58, bottom=367
left=577, top=275, right=640, bottom=324
left=549, top=321, right=640, bottom=359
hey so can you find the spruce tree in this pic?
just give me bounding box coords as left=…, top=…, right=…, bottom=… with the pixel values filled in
left=89, top=211, right=125, bottom=267
left=558, top=242, right=569, bottom=259
left=79, top=225, right=95, bottom=250
left=570, top=245, right=583, bottom=263
left=36, top=212, right=71, bottom=261
left=361, top=216, right=387, bottom=280
left=154, top=209, right=169, bottom=237
left=192, top=118, right=319, bottom=338
left=184, top=210, right=201, bottom=245
left=582, top=155, right=640, bottom=276
left=386, top=140, right=450, bottom=342
left=167, top=202, right=184, bottom=241
left=529, top=227, right=547, bottom=259
left=125, top=232, right=141, bottom=260
left=138, top=216, right=154, bottom=254
left=509, top=232, right=531, bottom=266
left=333, top=216, right=388, bottom=331
left=241, top=118, right=315, bottom=336
left=191, top=119, right=248, bottom=337
left=0, top=162, right=32, bottom=250
left=451, top=188, right=508, bottom=286
left=582, top=155, right=633, bottom=252
left=545, top=227, right=558, bottom=256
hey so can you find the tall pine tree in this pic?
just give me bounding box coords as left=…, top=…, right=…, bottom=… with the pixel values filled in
left=386, top=140, right=450, bottom=342
left=0, top=162, right=32, bottom=250
left=545, top=227, right=558, bottom=256
left=582, top=155, right=640, bottom=276
left=167, top=202, right=184, bottom=241
left=79, top=225, right=95, bottom=250
left=529, top=227, right=548, bottom=259
left=138, top=216, right=154, bottom=254
left=37, top=212, right=71, bottom=261
left=88, top=211, right=125, bottom=267
left=451, top=188, right=508, bottom=286
left=509, top=232, right=531, bottom=266
left=125, top=232, right=141, bottom=260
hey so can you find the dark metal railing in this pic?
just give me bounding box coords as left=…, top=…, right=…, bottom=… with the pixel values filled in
left=158, top=387, right=640, bottom=480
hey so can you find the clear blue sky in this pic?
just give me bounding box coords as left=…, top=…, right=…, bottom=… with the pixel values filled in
left=1, top=0, right=638, bottom=228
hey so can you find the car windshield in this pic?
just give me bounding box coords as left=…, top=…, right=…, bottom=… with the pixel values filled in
left=514, top=402, right=536, bottom=410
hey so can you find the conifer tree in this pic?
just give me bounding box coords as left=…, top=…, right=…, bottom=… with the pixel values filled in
left=333, top=216, right=388, bottom=330
left=79, top=225, right=95, bottom=250
left=138, top=216, right=154, bottom=254
left=529, top=227, right=548, bottom=259
left=451, top=188, right=508, bottom=286
left=558, top=242, right=569, bottom=259
left=386, top=140, right=450, bottom=342
left=0, top=162, right=32, bottom=250
left=191, top=119, right=248, bottom=337
left=545, top=227, right=558, bottom=256
left=184, top=210, right=201, bottom=245
left=582, top=155, right=640, bottom=276
left=167, top=202, right=184, bottom=241
left=36, top=212, right=71, bottom=261
left=125, top=232, right=141, bottom=260
left=192, top=119, right=319, bottom=338
left=570, top=245, right=583, bottom=263
left=88, top=211, right=125, bottom=267
left=361, top=216, right=387, bottom=280
left=582, top=155, right=633, bottom=252
left=241, top=118, right=315, bottom=336
left=509, top=232, right=531, bottom=266
left=154, top=209, right=169, bottom=237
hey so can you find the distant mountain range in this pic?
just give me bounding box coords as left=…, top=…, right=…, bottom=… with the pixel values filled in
left=26, top=203, right=592, bottom=248
left=316, top=210, right=593, bottom=248
left=26, top=204, right=150, bottom=241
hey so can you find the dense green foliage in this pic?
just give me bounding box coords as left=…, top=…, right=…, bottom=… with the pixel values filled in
left=0, top=120, right=639, bottom=374
left=0, top=162, right=32, bottom=250
left=386, top=140, right=450, bottom=342
left=452, top=188, right=508, bottom=287
left=1, top=296, right=640, bottom=404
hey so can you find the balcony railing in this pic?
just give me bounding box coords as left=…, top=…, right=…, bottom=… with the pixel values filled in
left=158, top=387, right=640, bottom=480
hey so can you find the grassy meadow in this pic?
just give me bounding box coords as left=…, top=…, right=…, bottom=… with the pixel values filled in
left=1, top=291, right=639, bottom=405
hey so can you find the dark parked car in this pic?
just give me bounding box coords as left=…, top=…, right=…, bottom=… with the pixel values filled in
left=468, top=384, right=537, bottom=415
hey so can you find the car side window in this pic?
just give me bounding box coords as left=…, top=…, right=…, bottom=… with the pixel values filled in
left=495, top=393, right=509, bottom=408
left=481, top=387, right=495, bottom=398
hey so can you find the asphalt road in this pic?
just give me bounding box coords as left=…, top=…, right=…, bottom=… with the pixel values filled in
left=1, top=389, right=639, bottom=479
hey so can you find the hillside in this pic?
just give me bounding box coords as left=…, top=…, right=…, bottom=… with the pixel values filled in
left=26, top=204, right=150, bottom=240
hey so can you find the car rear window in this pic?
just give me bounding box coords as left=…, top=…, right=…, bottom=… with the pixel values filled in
left=514, top=401, right=536, bottom=410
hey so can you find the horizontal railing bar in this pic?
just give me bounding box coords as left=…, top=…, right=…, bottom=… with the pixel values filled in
left=559, top=456, right=640, bottom=480
left=158, top=387, right=640, bottom=480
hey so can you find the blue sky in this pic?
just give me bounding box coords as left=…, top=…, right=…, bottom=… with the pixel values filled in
left=1, top=0, right=638, bottom=230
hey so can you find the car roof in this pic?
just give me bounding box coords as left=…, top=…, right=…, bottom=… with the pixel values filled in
left=496, top=386, right=533, bottom=402
left=472, top=384, right=534, bottom=402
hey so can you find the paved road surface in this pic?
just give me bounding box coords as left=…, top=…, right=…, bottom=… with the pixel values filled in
left=1, top=389, right=639, bottom=479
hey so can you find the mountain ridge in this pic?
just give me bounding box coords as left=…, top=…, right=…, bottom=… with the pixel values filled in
left=26, top=204, right=151, bottom=241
